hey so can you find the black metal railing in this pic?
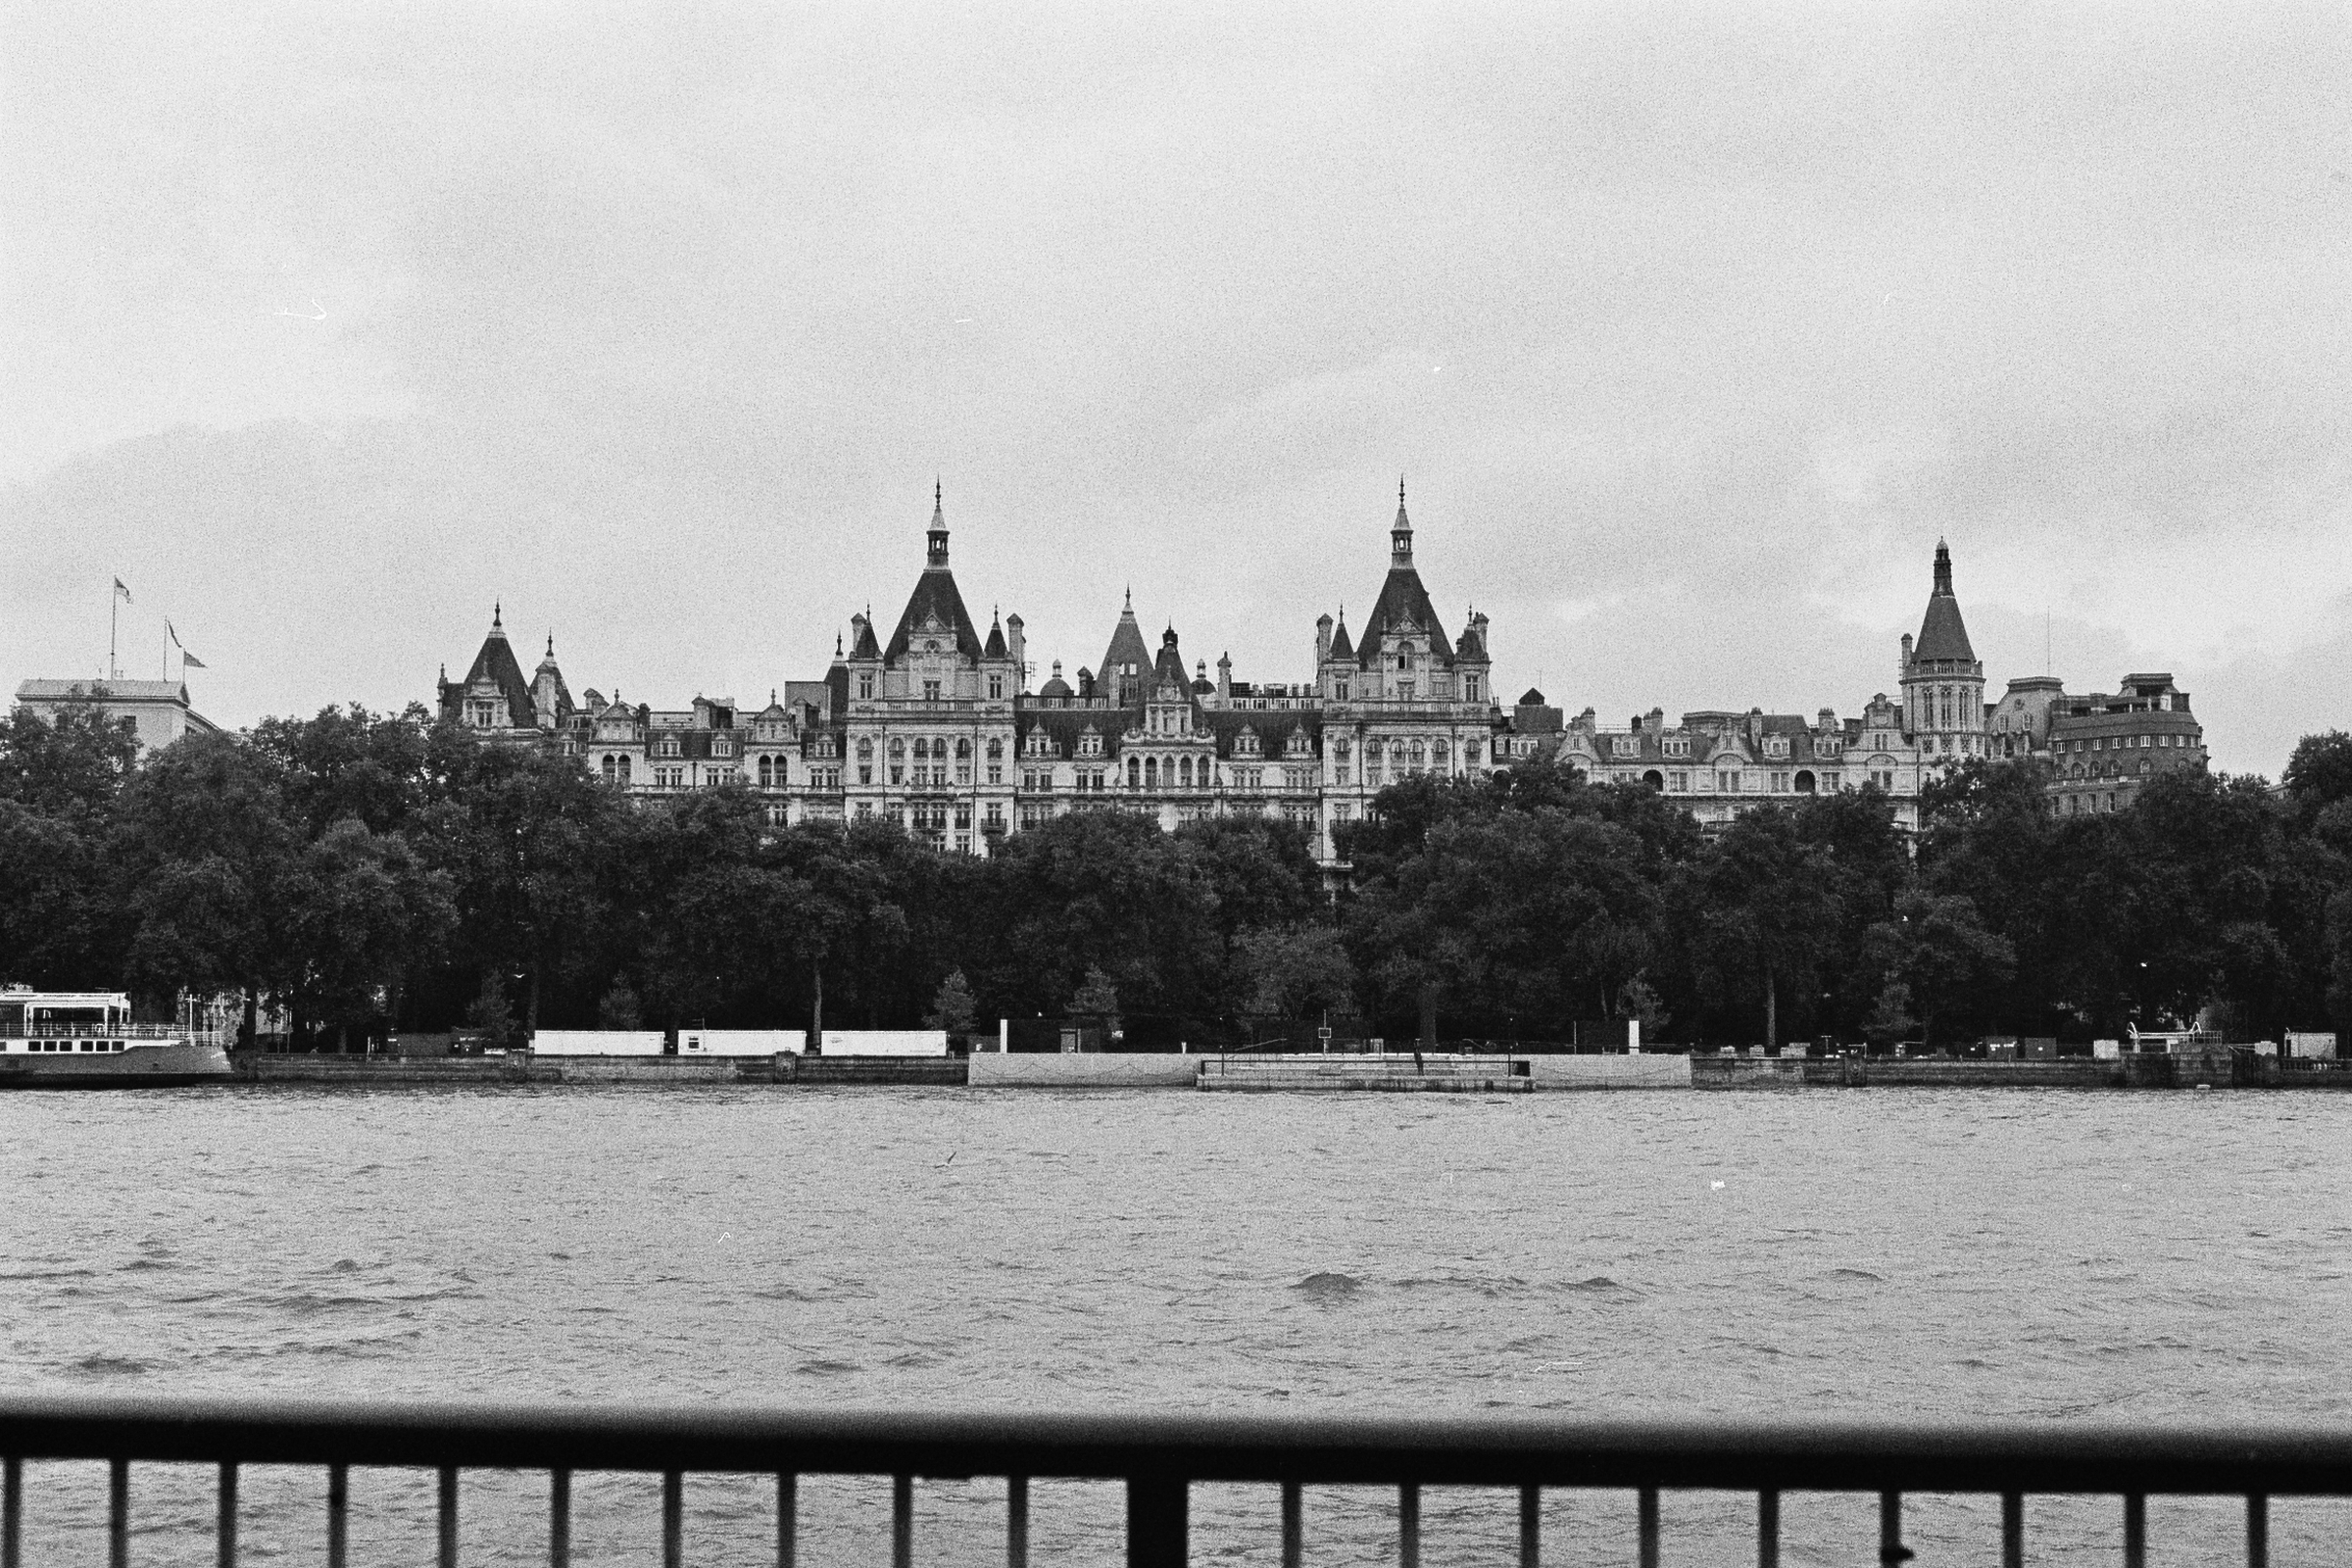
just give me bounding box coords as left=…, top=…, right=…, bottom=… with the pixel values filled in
left=2, top=1397, right=2347, bottom=1567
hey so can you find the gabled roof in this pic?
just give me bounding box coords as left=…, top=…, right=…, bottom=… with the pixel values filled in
left=1098, top=595, right=1154, bottom=705
left=1912, top=541, right=1978, bottom=664
left=455, top=610, right=535, bottom=725
left=884, top=571, right=984, bottom=664
left=1355, top=567, right=1452, bottom=670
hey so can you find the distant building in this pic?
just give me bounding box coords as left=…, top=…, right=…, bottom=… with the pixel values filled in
left=430, top=497, right=2202, bottom=853
left=12, top=678, right=220, bottom=755
left=2046, top=673, right=2207, bottom=815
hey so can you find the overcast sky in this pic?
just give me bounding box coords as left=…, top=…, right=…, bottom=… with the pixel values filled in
left=5, top=3, right=2347, bottom=774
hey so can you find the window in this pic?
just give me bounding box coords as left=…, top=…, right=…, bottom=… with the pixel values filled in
left=1397, top=680, right=1414, bottom=702
left=858, top=676, right=874, bottom=701
left=1335, top=680, right=1349, bottom=702
left=989, top=674, right=1004, bottom=700
left=924, top=680, right=942, bottom=703
left=1464, top=676, right=1479, bottom=702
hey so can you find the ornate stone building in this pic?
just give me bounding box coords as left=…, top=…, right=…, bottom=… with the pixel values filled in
left=437, top=493, right=2154, bottom=851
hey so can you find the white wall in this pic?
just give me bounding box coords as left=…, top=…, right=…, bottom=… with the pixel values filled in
left=818, top=1030, right=949, bottom=1057
left=532, top=1030, right=666, bottom=1056
left=678, top=1029, right=802, bottom=1056
left=1525, top=1054, right=1690, bottom=1090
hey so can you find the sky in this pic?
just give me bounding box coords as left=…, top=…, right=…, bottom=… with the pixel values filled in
left=4, top=3, right=2347, bottom=776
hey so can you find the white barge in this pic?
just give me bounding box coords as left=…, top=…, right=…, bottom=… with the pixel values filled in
left=0, top=988, right=234, bottom=1088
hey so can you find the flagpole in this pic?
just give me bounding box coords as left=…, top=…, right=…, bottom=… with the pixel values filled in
left=109, top=583, right=118, bottom=681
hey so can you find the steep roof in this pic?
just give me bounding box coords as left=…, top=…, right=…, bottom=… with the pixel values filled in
left=1098, top=594, right=1154, bottom=705
left=883, top=490, right=985, bottom=663
left=456, top=609, right=536, bottom=725
left=1353, top=493, right=1452, bottom=670
left=1913, top=541, right=1978, bottom=664
left=884, top=570, right=984, bottom=663
left=1329, top=615, right=1354, bottom=660
left=983, top=614, right=1008, bottom=660
left=1152, top=629, right=1196, bottom=705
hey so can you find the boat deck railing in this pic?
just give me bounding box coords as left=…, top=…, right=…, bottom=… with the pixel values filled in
left=4, top=1399, right=2348, bottom=1566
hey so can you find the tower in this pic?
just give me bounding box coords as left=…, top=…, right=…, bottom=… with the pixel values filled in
left=1900, top=539, right=1985, bottom=764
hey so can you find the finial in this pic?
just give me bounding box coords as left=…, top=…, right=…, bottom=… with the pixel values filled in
left=493, top=601, right=503, bottom=628
left=835, top=631, right=844, bottom=656
left=546, top=633, right=555, bottom=658
left=770, top=687, right=778, bottom=704
left=1400, top=474, right=1406, bottom=506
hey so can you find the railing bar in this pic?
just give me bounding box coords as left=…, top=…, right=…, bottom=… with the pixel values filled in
left=2123, top=1492, right=2144, bottom=1568
left=328, top=1463, right=349, bottom=1568
left=1879, top=1490, right=1907, bottom=1566
left=437, top=1465, right=458, bottom=1568
left=1004, top=1475, right=1025, bottom=1568
left=1756, top=1488, right=1778, bottom=1568
left=108, top=1457, right=127, bottom=1568
left=1398, top=1482, right=1420, bottom=1568
left=2246, top=1492, right=2267, bottom=1568
left=1, top=1457, right=17, bottom=1568
left=1280, top=1480, right=1301, bottom=1568
left=1520, top=1483, right=1541, bottom=1568
left=662, top=1470, right=683, bottom=1568
left=2001, top=1491, right=2023, bottom=1568
left=892, top=1473, right=912, bottom=1568
left=217, top=1461, right=238, bottom=1568
left=1638, top=1485, right=1658, bottom=1568
left=1124, top=1477, right=1187, bottom=1568
left=549, top=1468, right=568, bottom=1568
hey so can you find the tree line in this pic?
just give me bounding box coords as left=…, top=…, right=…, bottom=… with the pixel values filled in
left=7, top=699, right=2352, bottom=1052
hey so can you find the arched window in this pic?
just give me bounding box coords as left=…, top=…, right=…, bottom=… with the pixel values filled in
left=889, top=737, right=906, bottom=759
left=1432, top=740, right=1449, bottom=767
left=987, top=738, right=1003, bottom=760
left=601, top=756, right=617, bottom=782
left=858, top=738, right=874, bottom=760
left=957, top=737, right=972, bottom=760
left=758, top=756, right=773, bottom=788
left=1145, top=757, right=1159, bottom=791
left=1179, top=757, right=1194, bottom=788
left=1127, top=757, right=1141, bottom=788
left=1409, top=744, right=1426, bottom=770
left=615, top=756, right=631, bottom=784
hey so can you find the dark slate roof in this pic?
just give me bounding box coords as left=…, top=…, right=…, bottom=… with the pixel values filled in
left=1098, top=603, right=1154, bottom=705
left=1329, top=616, right=1354, bottom=660
left=1202, top=708, right=1323, bottom=760
left=1039, top=671, right=1073, bottom=699
left=1152, top=631, right=1195, bottom=705
left=1455, top=622, right=1487, bottom=662
left=984, top=616, right=1008, bottom=659
left=1355, top=565, right=1452, bottom=670
left=1913, top=542, right=1977, bottom=663
left=884, top=566, right=984, bottom=663
left=851, top=616, right=881, bottom=661
left=1519, top=688, right=1546, bottom=706
left=457, top=616, right=536, bottom=726
left=1015, top=707, right=1125, bottom=760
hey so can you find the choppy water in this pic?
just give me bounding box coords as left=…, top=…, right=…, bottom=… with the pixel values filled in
left=3, top=1087, right=2348, bottom=1564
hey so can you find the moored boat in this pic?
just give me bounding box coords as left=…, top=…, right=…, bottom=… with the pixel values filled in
left=0, top=988, right=234, bottom=1088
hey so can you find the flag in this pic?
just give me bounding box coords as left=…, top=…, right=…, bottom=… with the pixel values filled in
left=114, top=578, right=132, bottom=604
left=181, top=653, right=208, bottom=669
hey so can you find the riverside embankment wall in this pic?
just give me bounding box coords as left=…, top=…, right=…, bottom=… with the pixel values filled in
left=967, top=1054, right=1202, bottom=1088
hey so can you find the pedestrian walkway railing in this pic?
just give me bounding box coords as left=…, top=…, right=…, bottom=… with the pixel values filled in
left=2, top=1396, right=2346, bottom=1567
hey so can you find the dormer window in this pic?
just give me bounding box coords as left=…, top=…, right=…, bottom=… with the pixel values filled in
left=1612, top=736, right=1640, bottom=758
left=1764, top=736, right=1789, bottom=760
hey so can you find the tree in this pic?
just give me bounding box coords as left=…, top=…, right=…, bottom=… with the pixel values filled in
left=1235, top=924, right=1356, bottom=1026
left=1681, top=806, right=1841, bottom=1050
left=0, top=702, right=138, bottom=814
left=275, top=818, right=453, bottom=1047
left=1860, top=890, right=2016, bottom=1047
left=466, top=972, right=516, bottom=1049
left=924, top=969, right=978, bottom=1036
left=597, top=981, right=644, bottom=1030
left=1068, top=965, right=1120, bottom=1021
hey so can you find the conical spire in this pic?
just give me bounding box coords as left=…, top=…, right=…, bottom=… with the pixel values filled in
left=491, top=601, right=505, bottom=634
left=1390, top=478, right=1413, bottom=567
left=1933, top=537, right=1954, bottom=596
left=1912, top=539, right=1976, bottom=663
left=926, top=481, right=950, bottom=568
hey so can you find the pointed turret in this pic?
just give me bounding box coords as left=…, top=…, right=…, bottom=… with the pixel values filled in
left=1329, top=612, right=1354, bottom=661
left=1356, top=483, right=1451, bottom=671
left=984, top=610, right=1009, bottom=661
left=884, top=487, right=983, bottom=662
left=1912, top=538, right=1977, bottom=663
left=443, top=603, right=536, bottom=728
left=1098, top=593, right=1153, bottom=707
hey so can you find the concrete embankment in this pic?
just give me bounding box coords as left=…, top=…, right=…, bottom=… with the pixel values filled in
left=1195, top=1053, right=1690, bottom=1092
left=235, top=1054, right=966, bottom=1087
left=967, top=1054, right=1202, bottom=1088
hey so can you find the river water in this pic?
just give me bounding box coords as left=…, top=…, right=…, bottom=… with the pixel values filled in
left=4, top=1087, right=2348, bottom=1564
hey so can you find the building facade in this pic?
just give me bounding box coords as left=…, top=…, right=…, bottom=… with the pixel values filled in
left=2045, top=674, right=2207, bottom=816
left=433, top=491, right=2180, bottom=854
left=13, top=678, right=220, bottom=754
